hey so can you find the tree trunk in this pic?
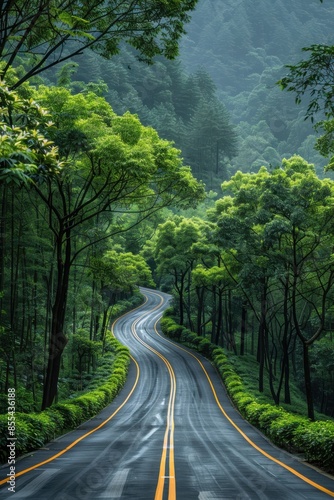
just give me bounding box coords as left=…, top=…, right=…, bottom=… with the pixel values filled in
left=196, top=286, right=205, bottom=335
left=303, top=342, right=315, bottom=421
left=282, top=276, right=291, bottom=404
left=257, top=283, right=267, bottom=393
left=282, top=337, right=291, bottom=404
left=42, top=226, right=70, bottom=410
left=240, top=300, right=247, bottom=355
left=0, top=184, right=7, bottom=317
left=211, top=285, right=217, bottom=343
left=215, top=288, right=223, bottom=346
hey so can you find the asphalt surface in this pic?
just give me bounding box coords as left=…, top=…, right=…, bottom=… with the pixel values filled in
left=0, top=288, right=334, bottom=499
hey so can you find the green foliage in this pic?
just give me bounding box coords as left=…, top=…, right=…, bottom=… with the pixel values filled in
left=0, top=1, right=199, bottom=88
left=56, top=50, right=238, bottom=188
left=257, top=406, right=286, bottom=431
left=52, top=403, right=83, bottom=427
left=161, top=312, right=334, bottom=473
left=269, top=414, right=307, bottom=448
left=197, top=338, right=212, bottom=357
left=91, top=250, right=155, bottom=295
left=0, top=81, right=62, bottom=184
left=293, top=420, right=334, bottom=470
left=178, top=0, right=334, bottom=174
left=160, top=317, right=185, bottom=341
left=0, top=79, right=203, bottom=410
left=0, top=335, right=130, bottom=463
left=0, top=416, right=30, bottom=462
left=279, top=45, right=334, bottom=121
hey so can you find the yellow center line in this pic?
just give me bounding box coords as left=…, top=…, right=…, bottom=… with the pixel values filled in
left=130, top=301, right=177, bottom=500
left=153, top=317, right=334, bottom=498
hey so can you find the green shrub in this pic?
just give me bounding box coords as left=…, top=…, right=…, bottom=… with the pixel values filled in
left=53, top=403, right=84, bottom=427
left=180, top=329, right=198, bottom=345
left=293, top=421, right=334, bottom=470
left=212, top=347, right=225, bottom=358
left=169, top=324, right=185, bottom=340
left=269, top=414, right=307, bottom=447
left=212, top=354, right=226, bottom=367
left=225, top=379, right=244, bottom=398
left=160, top=317, right=175, bottom=336
left=198, top=338, right=212, bottom=357
left=233, top=393, right=255, bottom=414
left=258, top=406, right=286, bottom=432
left=163, top=307, right=174, bottom=318
left=10, top=419, right=31, bottom=458
left=243, top=402, right=271, bottom=426
left=18, top=413, right=59, bottom=449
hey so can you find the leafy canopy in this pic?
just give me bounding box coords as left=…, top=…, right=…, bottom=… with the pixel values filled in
left=0, top=81, right=61, bottom=185
left=278, top=45, right=334, bottom=122
left=0, top=0, right=198, bottom=88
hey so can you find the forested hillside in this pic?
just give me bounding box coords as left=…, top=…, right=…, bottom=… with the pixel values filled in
left=39, top=0, right=334, bottom=187
left=179, top=0, right=334, bottom=176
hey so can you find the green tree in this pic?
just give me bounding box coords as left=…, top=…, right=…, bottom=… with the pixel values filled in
left=0, top=0, right=198, bottom=88
left=213, top=156, right=334, bottom=418
left=0, top=81, right=61, bottom=184
left=186, top=97, right=238, bottom=180
left=0, top=82, right=61, bottom=396
left=154, top=216, right=204, bottom=327
left=279, top=44, right=334, bottom=122
left=31, top=86, right=204, bottom=409
left=90, top=249, right=154, bottom=347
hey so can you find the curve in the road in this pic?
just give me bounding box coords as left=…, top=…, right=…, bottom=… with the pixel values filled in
left=0, top=300, right=146, bottom=488
left=130, top=295, right=177, bottom=500
left=1, top=288, right=334, bottom=500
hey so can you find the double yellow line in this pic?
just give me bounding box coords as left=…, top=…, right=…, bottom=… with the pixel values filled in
left=130, top=298, right=176, bottom=500
left=0, top=292, right=178, bottom=498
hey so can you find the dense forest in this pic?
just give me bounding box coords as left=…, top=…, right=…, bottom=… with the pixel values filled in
left=39, top=0, right=334, bottom=186
left=1, top=0, right=334, bottom=458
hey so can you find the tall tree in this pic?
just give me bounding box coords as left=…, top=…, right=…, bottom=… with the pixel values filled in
left=0, top=82, right=62, bottom=404
left=32, top=85, right=204, bottom=408
left=187, top=97, right=238, bottom=179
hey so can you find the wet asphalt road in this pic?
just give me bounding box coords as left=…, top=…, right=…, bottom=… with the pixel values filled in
left=0, top=288, right=334, bottom=499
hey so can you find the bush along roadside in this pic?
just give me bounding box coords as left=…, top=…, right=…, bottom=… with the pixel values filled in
left=0, top=294, right=143, bottom=464
left=160, top=312, right=334, bottom=474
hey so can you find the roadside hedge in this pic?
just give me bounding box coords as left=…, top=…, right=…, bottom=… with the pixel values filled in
left=0, top=294, right=144, bottom=463
left=0, top=336, right=131, bottom=463
left=160, top=315, right=334, bottom=473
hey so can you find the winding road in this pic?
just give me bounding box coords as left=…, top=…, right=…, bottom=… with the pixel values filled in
left=1, top=288, right=334, bottom=499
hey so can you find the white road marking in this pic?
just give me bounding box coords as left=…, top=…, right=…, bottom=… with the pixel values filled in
left=99, top=468, right=130, bottom=498
left=198, top=492, right=219, bottom=500
left=12, top=469, right=59, bottom=498
left=142, top=427, right=159, bottom=441
left=254, top=460, right=278, bottom=477
left=154, top=412, right=164, bottom=425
